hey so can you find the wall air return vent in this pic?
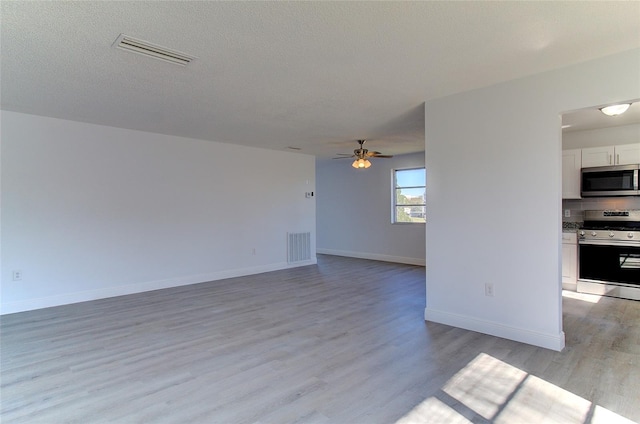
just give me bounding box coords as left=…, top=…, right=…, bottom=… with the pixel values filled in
left=287, top=232, right=311, bottom=264
left=112, top=34, right=196, bottom=66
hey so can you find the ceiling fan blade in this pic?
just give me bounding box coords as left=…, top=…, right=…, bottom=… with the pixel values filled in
left=335, top=140, right=392, bottom=163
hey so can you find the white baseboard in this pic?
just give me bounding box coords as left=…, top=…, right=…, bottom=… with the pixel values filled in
left=424, top=307, right=565, bottom=351
left=0, top=258, right=317, bottom=315
left=317, top=248, right=426, bottom=266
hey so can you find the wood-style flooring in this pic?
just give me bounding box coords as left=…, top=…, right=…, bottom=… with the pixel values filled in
left=1, top=255, right=639, bottom=423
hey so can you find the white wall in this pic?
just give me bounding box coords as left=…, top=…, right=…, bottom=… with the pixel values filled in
left=563, top=123, right=640, bottom=149
left=1, top=111, right=316, bottom=314
left=424, top=48, right=640, bottom=351
left=316, top=152, right=425, bottom=266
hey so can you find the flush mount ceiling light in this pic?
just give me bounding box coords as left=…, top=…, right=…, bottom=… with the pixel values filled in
left=112, top=34, right=196, bottom=66
left=599, top=103, right=632, bottom=116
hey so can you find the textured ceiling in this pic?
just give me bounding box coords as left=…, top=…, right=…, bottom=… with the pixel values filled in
left=2, top=1, right=640, bottom=158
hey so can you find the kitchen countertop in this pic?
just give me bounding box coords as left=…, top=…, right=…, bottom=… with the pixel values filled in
left=563, top=222, right=581, bottom=232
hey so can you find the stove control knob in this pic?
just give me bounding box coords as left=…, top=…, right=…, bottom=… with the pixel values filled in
left=579, top=231, right=585, bottom=237
left=609, top=232, right=615, bottom=238
left=591, top=231, right=597, bottom=237
left=629, top=233, right=635, bottom=239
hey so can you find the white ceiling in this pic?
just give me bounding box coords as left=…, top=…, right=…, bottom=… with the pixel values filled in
left=562, top=101, right=640, bottom=133
left=2, top=1, right=640, bottom=158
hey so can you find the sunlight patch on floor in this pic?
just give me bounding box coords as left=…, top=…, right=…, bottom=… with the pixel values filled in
left=394, top=397, right=472, bottom=424
left=396, top=353, right=634, bottom=424
left=562, top=290, right=602, bottom=304
left=443, top=352, right=527, bottom=419
left=497, top=372, right=590, bottom=423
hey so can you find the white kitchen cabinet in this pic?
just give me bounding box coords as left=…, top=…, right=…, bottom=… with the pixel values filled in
left=581, top=146, right=614, bottom=167
left=581, top=143, right=640, bottom=167
left=562, top=232, right=577, bottom=291
left=562, top=149, right=581, bottom=199
left=614, top=143, right=640, bottom=165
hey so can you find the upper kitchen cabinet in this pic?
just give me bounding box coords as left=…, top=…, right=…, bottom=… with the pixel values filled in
left=581, top=146, right=613, bottom=167
left=581, top=143, right=640, bottom=167
left=615, top=143, right=640, bottom=165
left=562, top=149, right=581, bottom=199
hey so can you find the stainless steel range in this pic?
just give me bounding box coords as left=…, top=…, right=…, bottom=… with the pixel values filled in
left=577, top=210, right=640, bottom=300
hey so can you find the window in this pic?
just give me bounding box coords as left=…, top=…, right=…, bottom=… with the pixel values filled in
left=393, top=168, right=426, bottom=223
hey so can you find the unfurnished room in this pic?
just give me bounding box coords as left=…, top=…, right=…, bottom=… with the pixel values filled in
left=2, top=2, right=640, bottom=423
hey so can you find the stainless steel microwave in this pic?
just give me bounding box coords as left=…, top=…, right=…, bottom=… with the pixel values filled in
left=581, top=164, right=640, bottom=197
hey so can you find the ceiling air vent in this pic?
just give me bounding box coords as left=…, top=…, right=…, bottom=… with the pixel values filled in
left=112, top=34, right=196, bottom=66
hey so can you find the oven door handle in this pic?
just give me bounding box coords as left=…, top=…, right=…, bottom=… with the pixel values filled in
left=579, top=239, right=640, bottom=247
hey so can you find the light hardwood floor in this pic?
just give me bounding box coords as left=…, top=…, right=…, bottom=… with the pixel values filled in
left=1, top=255, right=639, bottom=423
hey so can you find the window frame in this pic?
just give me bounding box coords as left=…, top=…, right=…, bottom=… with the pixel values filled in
left=391, top=167, right=426, bottom=224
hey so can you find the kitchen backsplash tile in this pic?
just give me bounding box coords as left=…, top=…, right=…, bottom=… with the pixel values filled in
left=562, top=197, right=640, bottom=224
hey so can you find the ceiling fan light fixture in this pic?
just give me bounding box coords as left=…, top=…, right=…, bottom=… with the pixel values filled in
left=339, top=140, right=390, bottom=168
left=599, top=103, right=632, bottom=116
left=352, top=158, right=371, bottom=169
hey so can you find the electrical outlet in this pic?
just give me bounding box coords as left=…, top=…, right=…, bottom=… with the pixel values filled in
left=564, top=209, right=571, bottom=218
left=12, top=270, right=22, bottom=281
left=485, top=283, right=494, bottom=297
